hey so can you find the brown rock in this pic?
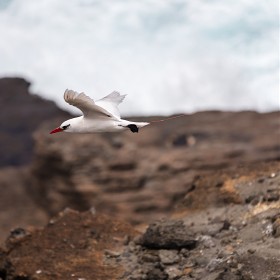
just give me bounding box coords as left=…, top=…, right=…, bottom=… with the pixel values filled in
left=0, top=209, right=137, bottom=280
left=0, top=77, right=71, bottom=167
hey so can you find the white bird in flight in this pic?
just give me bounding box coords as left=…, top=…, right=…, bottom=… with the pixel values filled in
left=50, top=89, right=149, bottom=134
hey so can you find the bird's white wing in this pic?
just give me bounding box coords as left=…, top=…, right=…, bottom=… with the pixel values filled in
left=64, top=89, right=117, bottom=119
left=95, top=91, right=126, bottom=118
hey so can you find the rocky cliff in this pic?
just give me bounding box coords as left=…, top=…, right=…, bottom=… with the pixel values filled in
left=0, top=78, right=279, bottom=280
left=0, top=77, right=71, bottom=166
left=27, top=110, right=280, bottom=226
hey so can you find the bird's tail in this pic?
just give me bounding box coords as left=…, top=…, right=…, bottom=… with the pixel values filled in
left=124, top=121, right=149, bottom=133
left=133, top=121, right=150, bottom=128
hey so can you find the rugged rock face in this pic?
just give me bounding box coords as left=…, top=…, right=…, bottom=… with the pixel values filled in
left=0, top=209, right=137, bottom=280
left=1, top=165, right=280, bottom=280
left=0, top=78, right=279, bottom=279
left=26, top=110, right=280, bottom=226
left=0, top=167, right=48, bottom=244
left=0, top=77, right=71, bottom=166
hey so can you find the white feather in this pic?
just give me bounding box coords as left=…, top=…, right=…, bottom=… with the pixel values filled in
left=95, top=91, right=126, bottom=118
left=63, top=89, right=117, bottom=120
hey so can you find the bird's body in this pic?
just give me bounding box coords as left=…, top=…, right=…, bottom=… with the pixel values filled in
left=50, top=90, right=149, bottom=134
left=62, top=115, right=145, bottom=133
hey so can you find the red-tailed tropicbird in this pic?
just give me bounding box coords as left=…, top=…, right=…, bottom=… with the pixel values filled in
left=50, top=89, right=149, bottom=134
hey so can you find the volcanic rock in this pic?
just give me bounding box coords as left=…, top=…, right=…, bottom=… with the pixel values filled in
left=0, top=77, right=71, bottom=166
left=0, top=78, right=280, bottom=279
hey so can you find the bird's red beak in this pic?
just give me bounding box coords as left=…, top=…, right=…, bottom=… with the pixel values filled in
left=50, top=127, right=63, bottom=134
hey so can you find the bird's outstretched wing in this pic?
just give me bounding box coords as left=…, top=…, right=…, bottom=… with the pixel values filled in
left=64, top=89, right=117, bottom=119
left=95, top=91, right=126, bottom=118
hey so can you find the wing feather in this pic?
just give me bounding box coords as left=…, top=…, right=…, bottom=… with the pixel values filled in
left=95, top=91, right=126, bottom=118
left=64, top=89, right=116, bottom=119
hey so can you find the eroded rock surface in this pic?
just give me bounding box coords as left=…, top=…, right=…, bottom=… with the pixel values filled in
left=26, top=110, right=280, bottom=227
left=0, top=77, right=71, bottom=167
left=1, top=163, right=280, bottom=280
left=0, top=209, right=137, bottom=280
left=0, top=78, right=280, bottom=279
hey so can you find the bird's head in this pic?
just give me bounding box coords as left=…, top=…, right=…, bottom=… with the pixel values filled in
left=50, top=121, right=71, bottom=134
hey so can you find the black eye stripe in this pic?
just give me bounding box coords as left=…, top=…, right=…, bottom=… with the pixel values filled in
left=62, top=124, right=70, bottom=130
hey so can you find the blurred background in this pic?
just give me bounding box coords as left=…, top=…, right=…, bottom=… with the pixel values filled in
left=0, top=4, right=280, bottom=277
left=0, top=0, right=279, bottom=115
